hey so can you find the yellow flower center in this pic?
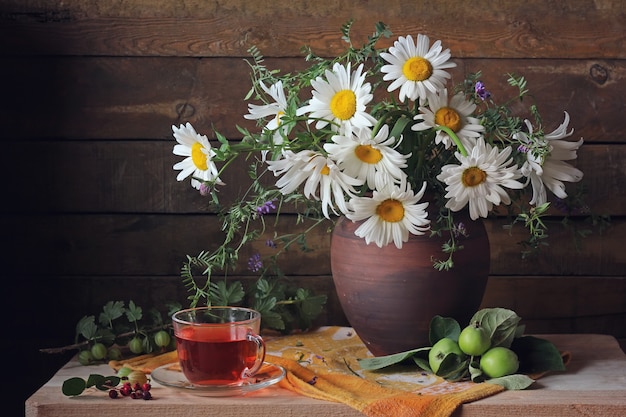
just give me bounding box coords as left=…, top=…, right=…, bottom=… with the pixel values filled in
left=191, top=142, right=208, bottom=170
left=320, top=164, right=330, bottom=175
left=330, top=89, right=357, bottom=120
left=354, top=144, right=383, bottom=164
left=402, top=57, right=433, bottom=81
left=435, top=107, right=462, bottom=132
left=276, top=110, right=285, bottom=126
left=462, top=166, right=487, bottom=187
left=376, top=199, right=405, bottom=223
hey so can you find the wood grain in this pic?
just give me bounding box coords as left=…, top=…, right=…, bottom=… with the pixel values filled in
left=2, top=0, right=625, bottom=59
left=0, top=57, right=623, bottom=141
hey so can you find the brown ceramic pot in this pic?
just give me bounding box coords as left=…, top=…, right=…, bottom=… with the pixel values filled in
left=330, top=213, right=490, bottom=356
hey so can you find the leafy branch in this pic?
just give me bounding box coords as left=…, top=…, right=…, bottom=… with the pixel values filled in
left=41, top=301, right=181, bottom=362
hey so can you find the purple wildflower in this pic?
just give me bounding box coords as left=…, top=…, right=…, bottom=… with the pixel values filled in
left=266, top=239, right=277, bottom=249
left=256, top=199, right=277, bottom=216
left=475, top=81, right=491, bottom=101
left=453, top=222, right=468, bottom=238
left=247, top=253, right=263, bottom=272
left=517, top=144, right=530, bottom=153
left=199, top=182, right=212, bottom=196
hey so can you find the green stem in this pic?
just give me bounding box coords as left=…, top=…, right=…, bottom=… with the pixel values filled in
left=435, top=126, right=468, bottom=157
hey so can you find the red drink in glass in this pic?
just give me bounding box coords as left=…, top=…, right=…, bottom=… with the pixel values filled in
left=172, top=307, right=266, bottom=386
left=175, top=326, right=258, bottom=385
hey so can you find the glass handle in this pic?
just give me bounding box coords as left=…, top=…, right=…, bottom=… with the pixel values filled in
left=244, top=331, right=266, bottom=377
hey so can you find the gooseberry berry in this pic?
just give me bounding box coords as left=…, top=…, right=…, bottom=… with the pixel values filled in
left=153, top=330, right=171, bottom=347
left=90, top=342, right=108, bottom=360
left=128, top=337, right=144, bottom=354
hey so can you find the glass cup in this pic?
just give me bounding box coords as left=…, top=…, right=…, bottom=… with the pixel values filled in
left=171, top=306, right=266, bottom=386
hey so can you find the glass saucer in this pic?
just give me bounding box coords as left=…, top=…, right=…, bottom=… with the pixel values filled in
left=150, top=362, right=285, bottom=397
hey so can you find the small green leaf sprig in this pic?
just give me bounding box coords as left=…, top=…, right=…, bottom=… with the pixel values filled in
left=358, top=308, right=566, bottom=390
left=62, top=369, right=153, bottom=399
left=62, top=374, right=121, bottom=397
left=41, top=300, right=181, bottom=362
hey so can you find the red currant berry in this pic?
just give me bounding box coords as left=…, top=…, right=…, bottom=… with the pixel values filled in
left=120, top=385, right=132, bottom=396
left=108, top=390, right=119, bottom=399
left=142, top=391, right=152, bottom=400
left=133, top=383, right=142, bottom=392
left=142, top=383, right=151, bottom=392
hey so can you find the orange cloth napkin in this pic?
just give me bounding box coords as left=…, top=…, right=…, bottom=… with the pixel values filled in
left=265, top=326, right=505, bottom=417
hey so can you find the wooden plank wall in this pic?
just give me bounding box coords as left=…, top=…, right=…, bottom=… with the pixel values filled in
left=1, top=1, right=625, bottom=413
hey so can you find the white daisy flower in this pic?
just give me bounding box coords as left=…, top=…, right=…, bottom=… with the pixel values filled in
left=412, top=88, right=484, bottom=150
left=244, top=80, right=288, bottom=144
left=324, top=125, right=409, bottom=191
left=296, top=62, right=376, bottom=136
left=345, top=182, right=431, bottom=249
left=172, top=123, right=224, bottom=190
left=436, top=137, right=524, bottom=220
left=380, top=34, right=457, bottom=103
left=266, top=150, right=361, bottom=218
left=516, top=112, right=584, bottom=206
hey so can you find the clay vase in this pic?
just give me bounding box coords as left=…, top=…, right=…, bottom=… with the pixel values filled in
left=330, top=213, right=490, bottom=356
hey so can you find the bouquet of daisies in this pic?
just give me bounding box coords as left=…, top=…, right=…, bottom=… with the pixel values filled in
left=170, top=21, right=584, bottom=324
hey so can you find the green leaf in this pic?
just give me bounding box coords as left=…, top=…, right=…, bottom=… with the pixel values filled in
left=95, top=376, right=120, bottom=391
left=435, top=354, right=470, bottom=381
left=486, top=373, right=535, bottom=390
left=210, top=281, right=245, bottom=305
left=166, top=302, right=183, bottom=317
left=294, top=288, right=327, bottom=321
left=260, top=309, right=284, bottom=330
left=256, top=278, right=272, bottom=296
left=468, top=360, right=484, bottom=381
left=99, top=301, right=125, bottom=327
left=215, top=130, right=229, bottom=146
left=94, top=328, right=116, bottom=345
left=429, top=315, right=461, bottom=345
left=357, top=347, right=428, bottom=370
left=388, top=115, right=412, bottom=141
left=62, top=377, right=86, bottom=396
left=76, top=315, right=98, bottom=340
left=125, top=300, right=143, bottom=322
left=299, top=294, right=327, bottom=319
left=470, top=308, right=521, bottom=348
left=512, top=336, right=566, bottom=373
left=86, top=374, right=106, bottom=388
left=254, top=294, right=278, bottom=313
left=412, top=356, right=431, bottom=372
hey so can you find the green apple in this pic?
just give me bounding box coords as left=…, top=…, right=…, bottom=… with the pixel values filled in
left=458, top=322, right=491, bottom=356
left=428, top=337, right=464, bottom=374
left=480, top=347, right=519, bottom=378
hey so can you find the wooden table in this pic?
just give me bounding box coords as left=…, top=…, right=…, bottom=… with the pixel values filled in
left=26, top=334, right=626, bottom=417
